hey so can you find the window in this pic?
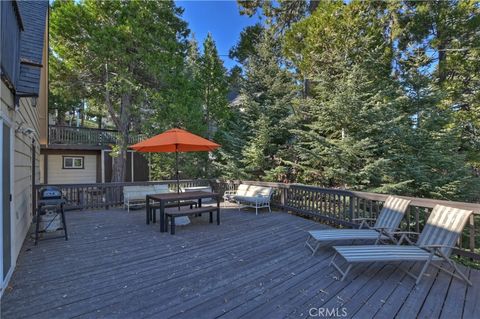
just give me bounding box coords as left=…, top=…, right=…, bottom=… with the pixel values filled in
left=63, top=156, right=84, bottom=169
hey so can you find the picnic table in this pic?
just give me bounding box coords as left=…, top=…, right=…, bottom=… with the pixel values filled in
left=146, top=191, right=220, bottom=233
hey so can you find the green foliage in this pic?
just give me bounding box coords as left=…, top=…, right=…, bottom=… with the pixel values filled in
left=145, top=33, right=230, bottom=179
left=217, top=26, right=297, bottom=181
left=49, top=0, right=480, bottom=203
left=50, top=0, right=189, bottom=181
left=229, top=23, right=264, bottom=65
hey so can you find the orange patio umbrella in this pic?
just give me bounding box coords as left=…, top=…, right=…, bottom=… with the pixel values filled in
left=130, top=128, right=220, bottom=192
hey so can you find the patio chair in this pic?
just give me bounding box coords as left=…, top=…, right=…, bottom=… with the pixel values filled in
left=330, top=204, right=473, bottom=285
left=223, top=184, right=273, bottom=215
left=305, top=196, right=411, bottom=255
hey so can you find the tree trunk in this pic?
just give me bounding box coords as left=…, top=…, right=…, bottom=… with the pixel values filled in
left=112, top=137, right=128, bottom=182
left=111, top=93, right=131, bottom=182
left=103, top=63, right=132, bottom=183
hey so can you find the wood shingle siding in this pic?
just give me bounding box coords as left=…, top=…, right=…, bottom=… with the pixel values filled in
left=15, top=0, right=48, bottom=96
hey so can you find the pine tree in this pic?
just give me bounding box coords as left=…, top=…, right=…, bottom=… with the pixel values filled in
left=231, top=28, right=297, bottom=181
left=283, top=1, right=400, bottom=189
left=199, top=33, right=230, bottom=140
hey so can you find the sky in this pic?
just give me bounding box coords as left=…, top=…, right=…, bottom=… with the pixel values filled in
left=176, top=0, right=261, bottom=70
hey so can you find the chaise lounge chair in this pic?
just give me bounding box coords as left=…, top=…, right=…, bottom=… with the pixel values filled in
left=330, top=204, right=473, bottom=285
left=305, top=196, right=411, bottom=255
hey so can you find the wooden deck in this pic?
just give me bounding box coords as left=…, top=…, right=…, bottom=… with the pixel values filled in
left=2, top=206, right=479, bottom=319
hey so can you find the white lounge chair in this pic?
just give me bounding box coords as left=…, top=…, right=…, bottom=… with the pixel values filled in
left=223, top=184, right=273, bottom=215
left=305, top=196, right=411, bottom=255
left=123, top=184, right=170, bottom=212
left=330, top=204, right=473, bottom=285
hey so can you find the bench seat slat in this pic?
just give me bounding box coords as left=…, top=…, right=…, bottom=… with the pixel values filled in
left=166, top=206, right=218, bottom=217
left=333, top=245, right=443, bottom=263
left=309, top=229, right=389, bottom=241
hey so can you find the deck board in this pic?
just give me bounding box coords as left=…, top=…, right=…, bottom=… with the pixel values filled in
left=2, top=206, right=478, bottom=319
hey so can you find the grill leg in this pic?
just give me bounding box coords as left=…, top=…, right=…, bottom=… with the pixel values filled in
left=146, top=205, right=150, bottom=225
left=217, top=199, right=220, bottom=225
left=61, top=205, right=68, bottom=241
left=170, top=216, right=175, bottom=235
left=34, top=208, right=40, bottom=245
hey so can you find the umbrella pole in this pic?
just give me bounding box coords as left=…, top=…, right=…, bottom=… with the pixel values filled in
left=176, top=145, right=180, bottom=210
left=176, top=147, right=179, bottom=194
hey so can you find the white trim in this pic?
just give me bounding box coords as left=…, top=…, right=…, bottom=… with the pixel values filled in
left=0, top=120, right=15, bottom=296
left=0, top=110, right=14, bottom=126
left=63, top=156, right=84, bottom=169
left=0, top=119, right=3, bottom=291
left=7, top=123, right=14, bottom=287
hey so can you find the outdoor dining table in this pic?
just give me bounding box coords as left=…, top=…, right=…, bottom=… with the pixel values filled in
left=146, top=191, right=220, bottom=232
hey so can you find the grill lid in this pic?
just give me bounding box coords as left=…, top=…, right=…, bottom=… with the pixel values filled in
left=39, top=186, right=62, bottom=200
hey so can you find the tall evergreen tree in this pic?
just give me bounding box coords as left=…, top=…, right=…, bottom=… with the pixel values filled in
left=228, top=28, right=297, bottom=181
left=199, top=33, right=229, bottom=141
left=284, top=1, right=403, bottom=189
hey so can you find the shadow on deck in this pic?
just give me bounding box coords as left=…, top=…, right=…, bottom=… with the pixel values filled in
left=2, top=206, right=479, bottom=319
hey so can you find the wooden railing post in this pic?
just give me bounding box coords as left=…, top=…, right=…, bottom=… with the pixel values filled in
left=349, top=195, right=354, bottom=221
left=280, top=186, right=286, bottom=209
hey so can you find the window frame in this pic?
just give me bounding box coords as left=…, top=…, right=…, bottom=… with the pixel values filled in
left=62, top=156, right=85, bottom=169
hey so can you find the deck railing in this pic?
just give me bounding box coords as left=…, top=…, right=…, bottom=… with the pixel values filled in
left=48, top=125, right=143, bottom=146
left=34, top=180, right=210, bottom=211
left=34, top=179, right=480, bottom=260
left=218, top=180, right=480, bottom=261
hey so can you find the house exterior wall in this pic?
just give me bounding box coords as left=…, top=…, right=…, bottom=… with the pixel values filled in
left=0, top=81, right=40, bottom=291
left=0, top=0, right=48, bottom=293
left=46, top=154, right=97, bottom=184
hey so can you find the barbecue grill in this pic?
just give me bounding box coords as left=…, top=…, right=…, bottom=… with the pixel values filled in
left=35, top=186, right=68, bottom=245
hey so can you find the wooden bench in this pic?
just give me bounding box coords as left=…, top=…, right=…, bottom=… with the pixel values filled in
left=147, top=200, right=198, bottom=224
left=165, top=206, right=220, bottom=235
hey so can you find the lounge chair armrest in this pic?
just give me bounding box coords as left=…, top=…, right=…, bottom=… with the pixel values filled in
left=421, top=244, right=456, bottom=248
left=254, top=195, right=270, bottom=203
left=370, top=227, right=399, bottom=233
left=352, top=217, right=376, bottom=229
left=369, top=227, right=399, bottom=243
left=420, top=244, right=457, bottom=250
left=388, top=231, right=420, bottom=245
left=420, top=244, right=457, bottom=257
left=389, top=231, right=420, bottom=236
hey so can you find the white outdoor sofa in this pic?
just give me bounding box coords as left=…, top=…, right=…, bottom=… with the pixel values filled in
left=123, top=184, right=170, bottom=212
left=223, top=184, right=274, bottom=215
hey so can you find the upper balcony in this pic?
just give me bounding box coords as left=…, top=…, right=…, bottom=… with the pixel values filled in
left=45, top=125, right=143, bottom=149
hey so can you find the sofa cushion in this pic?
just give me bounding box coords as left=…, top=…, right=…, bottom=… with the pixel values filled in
left=235, top=195, right=269, bottom=204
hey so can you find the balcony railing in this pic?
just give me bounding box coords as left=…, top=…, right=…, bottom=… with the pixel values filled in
left=34, top=179, right=480, bottom=261
left=47, top=125, right=143, bottom=146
